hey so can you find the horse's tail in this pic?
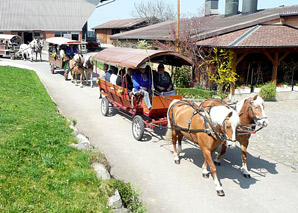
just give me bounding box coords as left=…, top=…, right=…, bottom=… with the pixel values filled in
left=166, top=99, right=179, bottom=142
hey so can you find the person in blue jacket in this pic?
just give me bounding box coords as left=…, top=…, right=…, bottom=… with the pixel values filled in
left=132, top=63, right=152, bottom=110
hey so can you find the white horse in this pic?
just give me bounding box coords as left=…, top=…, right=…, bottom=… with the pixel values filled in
left=83, top=55, right=94, bottom=87
left=18, top=44, right=33, bottom=61
left=30, top=39, right=44, bottom=61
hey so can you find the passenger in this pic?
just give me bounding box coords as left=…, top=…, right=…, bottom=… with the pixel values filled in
left=116, top=68, right=126, bottom=86
left=123, top=68, right=134, bottom=91
left=154, top=63, right=175, bottom=95
left=132, top=63, right=152, bottom=110
left=109, top=66, right=118, bottom=84
left=66, top=45, right=78, bottom=58
left=99, top=63, right=109, bottom=79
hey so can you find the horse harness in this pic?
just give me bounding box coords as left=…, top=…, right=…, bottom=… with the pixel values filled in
left=236, top=98, right=267, bottom=135
left=168, top=100, right=232, bottom=142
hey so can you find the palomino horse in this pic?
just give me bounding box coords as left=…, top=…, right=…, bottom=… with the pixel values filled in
left=200, top=95, right=268, bottom=178
left=83, top=55, right=94, bottom=87
left=30, top=39, right=44, bottom=61
left=69, top=54, right=84, bottom=87
left=166, top=100, right=240, bottom=196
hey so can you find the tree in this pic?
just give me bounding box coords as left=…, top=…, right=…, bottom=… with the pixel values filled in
left=155, top=12, right=214, bottom=87
left=131, top=0, right=176, bottom=24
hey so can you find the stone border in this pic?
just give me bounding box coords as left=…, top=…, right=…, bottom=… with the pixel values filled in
left=66, top=119, right=130, bottom=212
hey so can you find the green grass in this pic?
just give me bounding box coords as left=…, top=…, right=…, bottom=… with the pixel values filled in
left=0, top=66, right=145, bottom=212
left=176, top=88, right=215, bottom=99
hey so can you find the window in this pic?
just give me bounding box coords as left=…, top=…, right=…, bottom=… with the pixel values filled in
left=34, top=32, right=40, bottom=37
left=54, top=32, right=67, bottom=37
left=72, top=34, right=79, bottom=41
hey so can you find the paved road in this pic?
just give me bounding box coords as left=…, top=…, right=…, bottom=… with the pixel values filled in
left=1, top=58, right=298, bottom=213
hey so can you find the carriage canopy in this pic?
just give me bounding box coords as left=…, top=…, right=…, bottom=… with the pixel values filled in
left=0, top=34, right=22, bottom=43
left=93, top=47, right=193, bottom=69
left=46, top=37, right=87, bottom=46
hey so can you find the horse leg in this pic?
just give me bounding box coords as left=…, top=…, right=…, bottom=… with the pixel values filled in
left=214, top=144, right=227, bottom=166
left=240, top=139, right=251, bottom=178
left=177, top=133, right=183, bottom=155
left=172, top=130, right=180, bottom=164
left=80, top=71, right=83, bottom=88
left=75, top=72, right=78, bottom=86
left=202, top=160, right=210, bottom=178
left=203, top=149, right=225, bottom=196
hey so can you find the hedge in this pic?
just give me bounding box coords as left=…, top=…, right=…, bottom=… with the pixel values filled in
left=176, top=88, right=215, bottom=99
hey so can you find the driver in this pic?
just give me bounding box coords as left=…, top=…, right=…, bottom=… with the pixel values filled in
left=132, top=63, right=152, bottom=110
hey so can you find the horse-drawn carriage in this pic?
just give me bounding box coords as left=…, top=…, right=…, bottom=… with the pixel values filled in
left=46, top=37, right=87, bottom=80
left=0, top=34, right=22, bottom=60
left=93, top=48, right=193, bottom=140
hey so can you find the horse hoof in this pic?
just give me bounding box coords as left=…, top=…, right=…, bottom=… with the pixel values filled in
left=217, top=190, right=225, bottom=197
left=214, top=161, right=221, bottom=166
left=243, top=173, right=251, bottom=178
left=202, top=173, right=209, bottom=179
left=174, top=160, right=180, bottom=164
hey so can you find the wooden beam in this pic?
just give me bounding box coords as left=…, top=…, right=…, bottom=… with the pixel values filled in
left=264, top=52, right=275, bottom=64
left=236, top=53, right=248, bottom=66
left=272, top=52, right=279, bottom=83
left=278, top=52, right=289, bottom=64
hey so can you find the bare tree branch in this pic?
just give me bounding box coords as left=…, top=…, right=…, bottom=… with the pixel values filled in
left=131, top=0, right=176, bottom=24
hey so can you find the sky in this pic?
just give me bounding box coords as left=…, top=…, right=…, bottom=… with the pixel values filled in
left=88, top=0, right=298, bottom=30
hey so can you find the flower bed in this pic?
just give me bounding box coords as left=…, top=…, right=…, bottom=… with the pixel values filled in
left=276, top=84, right=291, bottom=92
left=235, top=85, right=251, bottom=94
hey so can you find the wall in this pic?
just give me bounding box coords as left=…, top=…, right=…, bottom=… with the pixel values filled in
left=96, top=29, right=112, bottom=44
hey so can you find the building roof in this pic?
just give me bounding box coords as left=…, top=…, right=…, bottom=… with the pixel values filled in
left=110, top=4, right=298, bottom=42
left=92, top=18, right=147, bottom=30
left=0, top=0, right=99, bottom=31
left=196, top=24, right=298, bottom=48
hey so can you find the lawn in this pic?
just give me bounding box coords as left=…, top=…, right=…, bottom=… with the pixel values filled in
left=0, top=66, right=145, bottom=212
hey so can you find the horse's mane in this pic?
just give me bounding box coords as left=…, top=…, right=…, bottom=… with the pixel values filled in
left=236, top=96, right=264, bottom=112
left=210, top=106, right=240, bottom=127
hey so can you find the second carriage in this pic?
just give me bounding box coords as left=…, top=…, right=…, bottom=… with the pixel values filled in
left=0, top=34, right=22, bottom=60
left=93, top=48, right=193, bottom=140
left=46, top=37, right=87, bottom=80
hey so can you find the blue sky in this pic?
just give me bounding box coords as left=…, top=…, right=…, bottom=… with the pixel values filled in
left=88, top=0, right=298, bottom=29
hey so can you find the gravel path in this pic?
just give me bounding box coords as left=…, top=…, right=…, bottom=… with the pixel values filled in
left=249, top=100, right=298, bottom=170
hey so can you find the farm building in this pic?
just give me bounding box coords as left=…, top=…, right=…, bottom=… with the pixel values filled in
left=110, top=2, right=298, bottom=92
left=0, top=0, right=99, bottom=44
left=92, top=18, right=150, bottom=45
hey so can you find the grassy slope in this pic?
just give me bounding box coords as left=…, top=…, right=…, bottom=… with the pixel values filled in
left=0, top=66, right=110, bottom=212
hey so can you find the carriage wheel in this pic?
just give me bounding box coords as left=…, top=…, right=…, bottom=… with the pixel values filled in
left=132, top=115, right=145, bottom=141
left=101, top=97, right=109, bottom=116
left=50, top=65, right=55, bottom=74
left=10, top=54, right=15, bottom=60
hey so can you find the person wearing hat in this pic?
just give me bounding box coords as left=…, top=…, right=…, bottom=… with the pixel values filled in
left=132, top=63, right=152, bottom=110
left=154, top=63, right=174, bottom=94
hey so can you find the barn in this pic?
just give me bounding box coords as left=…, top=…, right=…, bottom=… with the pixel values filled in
left=0, top=0, right=99, bottom=44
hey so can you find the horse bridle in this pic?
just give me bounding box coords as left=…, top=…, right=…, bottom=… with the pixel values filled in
left=247, top=100, right=267, bottom=123
left=220, top=117, right=236, bottom=143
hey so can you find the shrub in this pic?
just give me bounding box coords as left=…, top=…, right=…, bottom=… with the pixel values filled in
left=173, top=66, right=191, bottom=88
left=176, top=88, right=215, bottom=99
left=259, top=81, right=276, bottom=101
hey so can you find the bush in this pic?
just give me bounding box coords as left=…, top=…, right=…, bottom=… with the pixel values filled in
left=176, top=88, right=215, bottom=99
left=173, top=66, right=191, bottom=88
left=259, top=81, right=276, bottom=101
